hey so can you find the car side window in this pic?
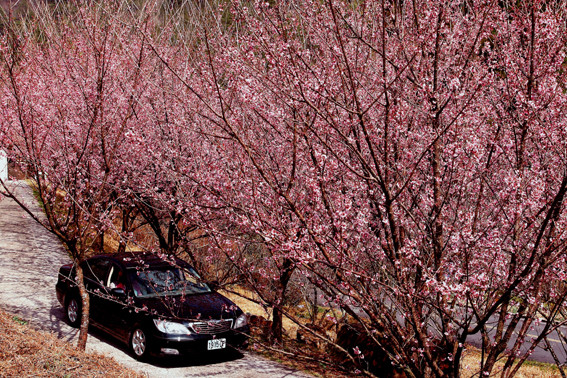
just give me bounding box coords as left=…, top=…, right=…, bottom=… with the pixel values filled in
left=83, top=259, right=111, bottom=286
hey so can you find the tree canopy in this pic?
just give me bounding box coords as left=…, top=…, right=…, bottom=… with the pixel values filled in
left=2, top=1, right=567, bottom=377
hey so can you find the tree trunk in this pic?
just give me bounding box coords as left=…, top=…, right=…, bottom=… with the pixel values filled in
left=75, top=262, right=90, bottom=351
left=271, top=305, right=284, bottom=344
left=270, top=258, right=295, bottom=344
left=93, top=231, right=104, bottom=253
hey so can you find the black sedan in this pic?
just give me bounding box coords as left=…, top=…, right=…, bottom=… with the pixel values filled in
left=56, top=252, right=249, bottom=360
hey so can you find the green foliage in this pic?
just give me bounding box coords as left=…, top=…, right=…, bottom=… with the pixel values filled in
left=11, top=315, right=28, bottom=325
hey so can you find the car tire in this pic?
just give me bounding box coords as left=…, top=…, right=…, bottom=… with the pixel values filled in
left=66, top=296, right=82, bottom=328
left=130, top=327, right=150, bottom=360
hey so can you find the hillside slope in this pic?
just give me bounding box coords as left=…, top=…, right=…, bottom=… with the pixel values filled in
left=0, top=308, right=143, bottom=377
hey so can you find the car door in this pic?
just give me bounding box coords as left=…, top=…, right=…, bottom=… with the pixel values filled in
left=82, top=258, right=111, bottom=324
left=97, top=262, right=132, bottom=342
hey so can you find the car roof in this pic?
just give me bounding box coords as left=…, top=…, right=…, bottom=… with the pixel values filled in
left=89, top=252, right=188, bottom=269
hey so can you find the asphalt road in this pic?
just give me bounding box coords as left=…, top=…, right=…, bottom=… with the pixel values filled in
left=466, top=316, right=567, bottom=366
left=0, top=181, right=309, bottom=377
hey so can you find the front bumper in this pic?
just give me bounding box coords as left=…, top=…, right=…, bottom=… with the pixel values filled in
left=152, top=326, right=250, bottom=356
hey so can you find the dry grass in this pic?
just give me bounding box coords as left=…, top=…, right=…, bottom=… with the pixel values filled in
left=221, top=287, right=301, bottom=338
left=461, top=347, right=563, bottom=378
left=0, top=308, right=143, bottom=378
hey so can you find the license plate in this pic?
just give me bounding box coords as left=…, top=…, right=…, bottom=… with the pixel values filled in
left=207, top=338, right=226, bottom=350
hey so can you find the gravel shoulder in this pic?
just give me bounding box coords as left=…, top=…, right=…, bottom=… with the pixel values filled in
left=0, top=181, right=310, bottom=377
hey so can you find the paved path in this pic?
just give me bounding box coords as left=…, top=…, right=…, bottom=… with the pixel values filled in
left=0, top=181, right=309, bottom=377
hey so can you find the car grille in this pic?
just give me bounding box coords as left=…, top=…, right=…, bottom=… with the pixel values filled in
left=189, top=319, right=233, bottom=334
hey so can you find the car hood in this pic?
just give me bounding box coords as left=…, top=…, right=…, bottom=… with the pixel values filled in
left=134, top=291, right=241, bottom=321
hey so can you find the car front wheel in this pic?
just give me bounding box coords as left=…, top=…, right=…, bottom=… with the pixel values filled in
left=130, top=328, right=150, bottom=360
left=66, top=296, right=81, bottom=328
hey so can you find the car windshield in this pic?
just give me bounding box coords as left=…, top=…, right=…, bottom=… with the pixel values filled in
left=127, top=265, right=211, bottom=298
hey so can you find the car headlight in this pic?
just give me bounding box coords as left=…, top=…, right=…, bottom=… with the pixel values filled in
left=234, top=313, right=248, bottom=329
left=153, top=319, right=192, bottom=335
